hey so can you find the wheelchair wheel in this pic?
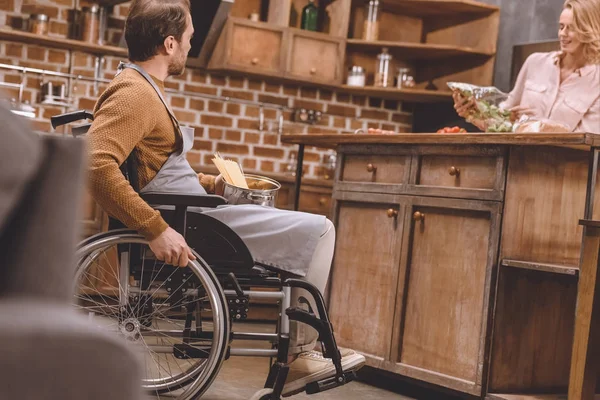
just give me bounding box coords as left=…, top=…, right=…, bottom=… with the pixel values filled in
left=73, top=232, right=230, bottom=399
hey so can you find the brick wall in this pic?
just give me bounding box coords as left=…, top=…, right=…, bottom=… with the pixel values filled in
left=0, top=0, right=413, bottom=178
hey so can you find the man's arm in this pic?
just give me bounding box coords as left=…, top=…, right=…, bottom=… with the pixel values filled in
left=88, top=80, right=168, bottom=240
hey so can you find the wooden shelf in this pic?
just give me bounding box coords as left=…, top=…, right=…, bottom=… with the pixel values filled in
left=0, top=28, right=128, bottom=58
left=501, top=259, right=579, bottom=276
left=487, top=394, right=600, bottom=400
left=381, top=0, right=499, bottom=17
left=339, top=85, right=452, bottom=103
left=346, top=39, right=493, bottom=60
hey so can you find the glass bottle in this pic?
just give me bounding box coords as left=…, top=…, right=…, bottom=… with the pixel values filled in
left=375, top=47, right=392, bottom=87
left=301, top=0, right=318, bottom=32
left=362, top=0, right=380, bottom=41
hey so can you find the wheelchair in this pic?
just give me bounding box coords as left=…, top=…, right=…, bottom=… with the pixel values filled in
left=52, top=110, right=357, bottom=400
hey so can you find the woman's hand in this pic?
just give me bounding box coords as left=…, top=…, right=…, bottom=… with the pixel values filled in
left=452, top=91, right=487, bottom=131
left=215, top=174, right=225, bottom=196
left=508, top=105, right=536, bottom=122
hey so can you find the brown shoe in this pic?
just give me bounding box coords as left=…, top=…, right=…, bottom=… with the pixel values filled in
left=282, top=348, right=365, bottom=397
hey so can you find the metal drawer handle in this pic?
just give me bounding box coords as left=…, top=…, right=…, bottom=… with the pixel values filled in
left=448, top=166, right=460, bottom=177
left=310, top=67, right=317, bottom=74
left=387, top=209, right=398, bottom=218
left=251, top=57, right=259, bottom=65
left=366, top=163, right=377, bottom=173
left=413, top=211, right=425, bottom=221
left=319, top=198, right=327, bottom=206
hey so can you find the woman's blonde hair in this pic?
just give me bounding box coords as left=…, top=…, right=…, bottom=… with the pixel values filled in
left=564, top=0, right=600, bottom=63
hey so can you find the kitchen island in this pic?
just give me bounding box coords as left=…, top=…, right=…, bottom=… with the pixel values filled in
left=281, top=132, right=600, bottom=400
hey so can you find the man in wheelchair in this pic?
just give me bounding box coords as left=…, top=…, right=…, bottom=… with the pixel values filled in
left=82, top=0, right=365, bottom=397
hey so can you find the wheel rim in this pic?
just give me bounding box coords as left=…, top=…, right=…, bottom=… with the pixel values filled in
left=74, top=234, right=228, bottom=399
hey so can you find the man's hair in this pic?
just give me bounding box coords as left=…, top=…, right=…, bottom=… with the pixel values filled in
left=125, top=0, right=191, bottom=62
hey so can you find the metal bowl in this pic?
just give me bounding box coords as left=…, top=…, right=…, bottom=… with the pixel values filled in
left=223, top=174, right=281, bottom=207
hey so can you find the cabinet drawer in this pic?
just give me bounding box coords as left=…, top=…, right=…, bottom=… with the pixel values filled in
left=417, top=155, right=498, bottom=190
left=299, top=190, right=331, bottom=215
left=229, top=23, right=284, bottom=73
left=287, top=32, right=343, bottom=83
left=342, top=155, right=409, bottom=184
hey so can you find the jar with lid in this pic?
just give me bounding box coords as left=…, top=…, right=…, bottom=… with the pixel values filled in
left=81, top=5, right=100, bottom=43
left=375, top=47, right=392, bottom=87
left=347, top=66, right=366, bottom=87
left=362, top=0, right=380, bottom=41
left=29, top=14, right=49, bottom=36
left=396, top=68, right=415, bottom=89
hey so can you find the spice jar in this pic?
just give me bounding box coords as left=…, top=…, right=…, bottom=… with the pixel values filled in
left=375, top=48, right=392, bottom=87
left=347, top=66, right=366, bottom=87
left=362, top=0, right=380, bottom=41
left=29, top=14, right=49, bottom=36
left=81, top=5, right=100, bottom=43
left=396, top=68, right=415, bottom=89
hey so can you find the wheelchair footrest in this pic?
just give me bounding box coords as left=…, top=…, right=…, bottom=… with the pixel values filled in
left=305, top=370, right=357, bottom=395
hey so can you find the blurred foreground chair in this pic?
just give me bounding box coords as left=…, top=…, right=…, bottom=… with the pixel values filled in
left=0, top=102, right=144, bottom=400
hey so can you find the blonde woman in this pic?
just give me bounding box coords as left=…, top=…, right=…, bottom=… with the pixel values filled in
left=453, top=0, right=600, bottom=133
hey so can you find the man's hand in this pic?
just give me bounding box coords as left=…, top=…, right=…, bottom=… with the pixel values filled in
left=149, top=227, right=196, bottom=267
left=215, top=174, right=225, bottom=196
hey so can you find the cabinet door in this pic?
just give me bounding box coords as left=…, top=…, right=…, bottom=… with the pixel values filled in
left=329, top=200, right=404, bottom=359
left=286, top=30, right=344, bottom=83
left=393, top=198, right=500, bottom=395
left=228, top=21, right=285, bottom=74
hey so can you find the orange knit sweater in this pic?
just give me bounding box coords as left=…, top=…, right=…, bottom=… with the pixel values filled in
left=88, top=68, right=214, bottom=240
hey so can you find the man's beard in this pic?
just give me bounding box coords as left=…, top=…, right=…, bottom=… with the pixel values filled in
left=168, top=53, right=186, bottom=76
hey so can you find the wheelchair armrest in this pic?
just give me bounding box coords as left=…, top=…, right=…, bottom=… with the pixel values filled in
left=140, top=192, right=228, bottom=208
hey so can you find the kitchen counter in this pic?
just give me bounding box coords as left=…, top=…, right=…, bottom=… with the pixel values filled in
left=281, top=132, right=600, bottom=399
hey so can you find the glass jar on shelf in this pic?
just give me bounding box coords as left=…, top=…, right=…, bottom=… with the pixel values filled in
left=396, top=68, right=416, bottom=89
left=347, top=66, right=366, bottom=87
left=374, top=47, right=392, bottom=88
left=362, top=0, right=380, bottom=41
left=29, top=14, right=49, bottom=36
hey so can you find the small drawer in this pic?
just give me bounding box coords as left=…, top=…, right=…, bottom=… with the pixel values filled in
left=299, top=191, right=331, bottom=215
left=229, top=23, right=284, bottom=73
left=342, top=155, right=409, bottom=184
left=287, top=32, right=343, bottom=83
left=417, top=155, right=498, bottom=190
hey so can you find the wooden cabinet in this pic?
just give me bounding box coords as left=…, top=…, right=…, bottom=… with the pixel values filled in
left=285, top=30, right=344, bottom=84
left=328, top=144, right=505, bottom=396
left=209, top=19, right=286, bottom=77
left=81, top=190, right=107, bottom=237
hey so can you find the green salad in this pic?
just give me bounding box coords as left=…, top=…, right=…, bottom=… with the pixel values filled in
left=448, top=83, right=513, bottom=132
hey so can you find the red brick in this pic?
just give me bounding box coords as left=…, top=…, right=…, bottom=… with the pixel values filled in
left=243, top=159, right=257, bottom=169
left=0, top=0, right=14, bottom=11
left=170, top=96, right=186, bottom=108
left=361, top=109, right=389, bottom=120
left=217, top=143, right=249, bottom=155
left=228, top=76, right=245, bottom=88
left=27, top=46, right=46, bottom=61
left=73, top=53, right=90, bottom=67
left=210, top=74, right=226, bottom=86
left=226, top=103, right=241, bottom=115
left=303, top=151, right=322, bottom=162
left=392, top=113, right=412, bottom=125
left=237, top=119, right=258, bottom=130
left=299, top=87, right=317, bottom=99
left=208, top=100, right=223, bottom=113
left=49, top=20, right=68, bottom=36
left=327, top=104, right=357, bottom=118
left=192, top=126, right=205, bottom=137
left=225, top=130, right=241, bottom=141
left=381, top=123, right=396, bottom=131
left=366, top=122, right=380, bottom=130
left=221, top=89, right=254, bottom=101
left=78, top=97, right=97, bottom=110
left=384, top=100, right=399, bottom=110
left=3, top=74, right=20, bottom=84
left=333, top=117, right=346, bottom=128
left=187, top=152, right=201, bottom=165
left=292, top=99, right=324, bottom=112
left=184, top=84, right=218, bottom=95
left=201, top=114, right=233, bottom=127
left=368, top=97, right=383, bottom=108
left=258, top=94, right=288, bottom=107
left=5, top=43, right=22, bottom=57
left=164, top=81, right=179, bottom=90
left=397, top=125, right=411, bottom=133
left=174, top=110, right=197, bottom=124
left=307, top=126, right=338, bottom=134
left=254, top=147, right=284, bottom=158
left=248, top=79, right=262, bottom=90
left=208, top=128, right=223, bottom=139
left=48, top=49, right=67, bottom=64
left=42, top=106, right=64, bottom=120
left=264, top=82, right=281, bottom=93
left=263, top=134, right=279, bottom=145
left=352, top=95, right=367, bottom=106
left=245, top=106, right=277, bottom=119
left=336, top=93, right=351, bottom=103
left=190, top=98, right=205, bottom=111
left=319, top=90, right=333, bottom=101
left=193, top=140, right=213, bottom=151
left=283, top=85, right=299, bottom=96
left=31, top=120, right=51, bottom=132
left=244, top=132, right=260, bottom=144
left=190, top=70, right=207, bottom=83
left=260, top=160, right=274, bottom=172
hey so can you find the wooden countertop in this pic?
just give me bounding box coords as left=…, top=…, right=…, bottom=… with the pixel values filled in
left=280, top=132, right=600, bottom=149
